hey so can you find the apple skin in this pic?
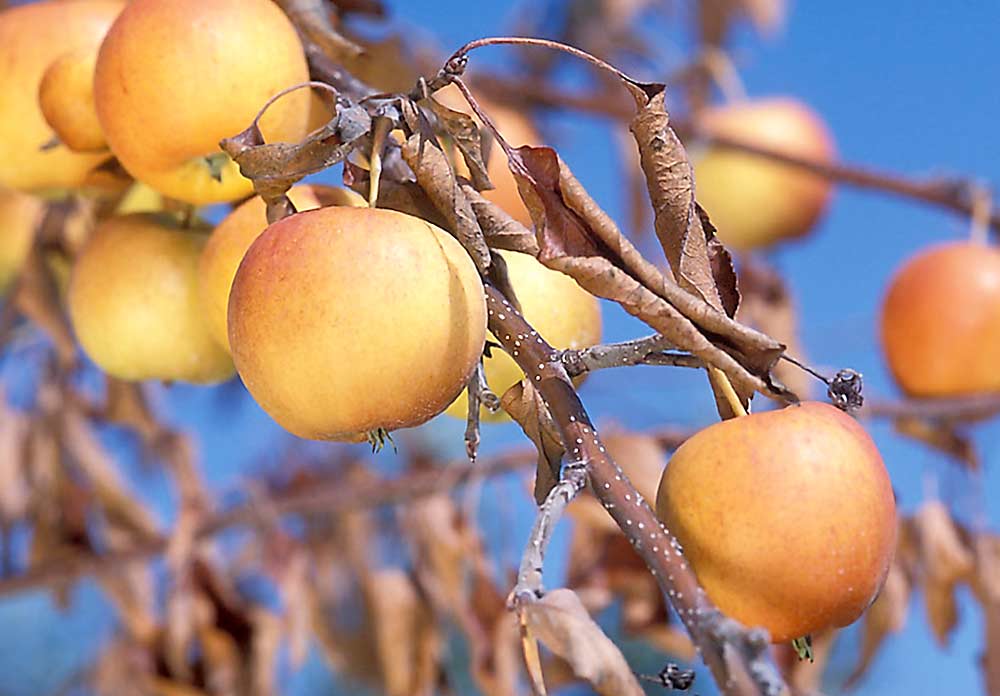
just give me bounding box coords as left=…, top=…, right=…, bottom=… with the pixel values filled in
left=0, top=0, right=123, bottom=192
left=881, top=241, right=1000, bottom=397
left=0, top=189, right=45, bottom=293
left=198, top=185, right=366, bottom=353
left=227, top=206, right=487, bottom=441
left=444, top=250, right=602, bottom=422
left=68, top=213, right=235, bottom=384
left=693, top=98, right=836, bottom=251
left=93, top=0, right=311, bottom=205
left=39, top=46, right=106, bottom=153
left=656, top=402, right=896, bottom=643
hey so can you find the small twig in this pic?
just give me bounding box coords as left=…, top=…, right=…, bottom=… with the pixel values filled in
left=470, top=75, right=1000, bottom=235
left=561, top=333, right=677, bottom=375
left=464, top=361, right=487, bottom=463
left=861, top=393, right=1000, bottom=422
left=509, top=460, right=588, bottom=601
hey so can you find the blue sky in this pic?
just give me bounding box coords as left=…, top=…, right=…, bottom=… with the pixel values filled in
left=4, top=2, right=1000, bottom=695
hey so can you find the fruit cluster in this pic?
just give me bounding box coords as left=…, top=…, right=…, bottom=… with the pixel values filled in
left=0, top=0, right=914, bottom=655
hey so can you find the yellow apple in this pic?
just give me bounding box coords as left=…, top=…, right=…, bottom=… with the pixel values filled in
left=0, top=0, right=123, bottom=192
left=656, top=402, right=896, bottom=643
left=38, top=46, right=106, bottom=153
left=93, top=0, right=312, bottom=204
left=198, top=184, right=366, bottom=352
left=227, top=206, right=487, bottom=440
left=68, top=213, right=234, bottom=383
left=693, top=98, right=836, bottom=250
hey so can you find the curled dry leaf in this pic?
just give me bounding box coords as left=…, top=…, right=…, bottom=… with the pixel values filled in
left=461, top=183, right=539, bottom=256
left=366, top=569, right=439, bottom=696
left=505, top=145, right=783, bottom=399
left=972, top=535, right=1000, bottom=696
left=423, top=96, right=493, bottom=191
left=521, top=588, right=645, bottom=696
left=344, top=160, right=449, bottom=228
left=500, top=380, right=566, bottom=504
left=221, top=102, right=372, bottom=207
left=700, top=0, right=786, bottom=44
left=914, top=500, right=975, bottom=646
left=400, top=132, right=492, bottom=272
left=0, top=395, right=30, bottom=523
left=14, top=246, right=77, bottom=367
left=274, top=0, right=362, bottom=62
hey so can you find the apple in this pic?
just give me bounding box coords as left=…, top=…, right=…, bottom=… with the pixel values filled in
left=198, top=184, right=366, bottom=353
left=434, top=85, right=539, bottom=227
left=227, top=206, right=487, bottom=441
left=38, top=46, right=106, bottom=153
left=880, top=241, right=1000, bottom=397
left=0, top=0, right=123, bottom=192
left=93, top=0, right=312, bottom=205
left=693, top=98, right=836, bottom=250
left=0, top=189, right=45, bottom=293
left=68, top=213, right=234, bottom=384
left=444, top=249, right=602, bottom=422
left=656, top=402, right=896, bottom=643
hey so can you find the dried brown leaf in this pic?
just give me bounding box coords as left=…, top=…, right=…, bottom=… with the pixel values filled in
left=400, top=132, right=492, bottom=272
left=500, top=380, right=565, bottom=504
left=914, top=501, right=975, bottom=646
left=521, top=589, right=644, bottom=696
left=700, top=0, right=786, bottom=44
left=221, top=103, right=371, bottom=205
left=275, top=0, right=363, bottom=62
left=845, top=561, right=909, bottom=687
left=343, top=160, right=449, bottom=228
left=505, top=145, right=783, bottom=400
left=367, top=569, right=439, bottom=696
left=402, top=494, right=469, bottom=610
left=461, top=183, right=539, bottom=256
left=13, top=247, right=76, bottom=366
left=425, top=97, right=492, bottom=191
left=972, top=535, right=1000, bottom=695
left=0, top=396, right=30, bottom=522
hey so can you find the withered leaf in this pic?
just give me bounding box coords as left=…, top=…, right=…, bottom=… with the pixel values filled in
left=424, top=96, right=493, bottom=191
left=845, top=561, right=909, bottom=687
left=501, top=380, right=565, bottom=504
left=521, top=589, right=645, bottom=696
left=895, top=417, right=979, bottom=470
left=275, top=0, right=363, bottom=62
left=700, top=0, right=786, bottom=44
left=14, top=246, right=76, bottom=367
left=221, top=103, right=371, bottom=205
left=461, top=183, right=539, bottom=256
left=400, top=133, right=491, bottom=272
left=366, top=569, right=438, bottom=696
left=972, top=535, right=1000, bottom=696
left=505, top=145, right=783, bottom=401
left=914, top=500, right=975, bottom=646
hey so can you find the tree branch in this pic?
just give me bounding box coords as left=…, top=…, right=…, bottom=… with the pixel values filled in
left=484, top=283, right=783, bottom=696
left=471, top=74, right=1000, bottom=233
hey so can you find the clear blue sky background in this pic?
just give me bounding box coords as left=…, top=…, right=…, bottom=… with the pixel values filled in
left=4, top=2, right=1000, bottom=695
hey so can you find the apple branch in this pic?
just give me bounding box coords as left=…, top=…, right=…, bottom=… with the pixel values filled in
left=470, top=74, right=1000, bottom=234
left=483, top=283, right=784, bottom=696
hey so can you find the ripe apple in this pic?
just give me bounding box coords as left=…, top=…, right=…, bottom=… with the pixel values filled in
left=227, top=206, right=487, bottom=441
left=68, top=213, right=234, bottom=384
left=434, top=85, right=539, bottom=227
left=444, top=249, right=602, bottom=422
left=0, top=189, right=44, bottom=293
left=198, top=184, right=366, bottom=353
left=656, top=402, right=896, bottom=643
left=880, top=241, right=1000, bottom=397
left=0, top=0, right=123, bottom=192
left=693, top=98, right=836, bottom=250
left=38, top=46, right=106, bottom=153
left=93, top=0, right=311, bottom=205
